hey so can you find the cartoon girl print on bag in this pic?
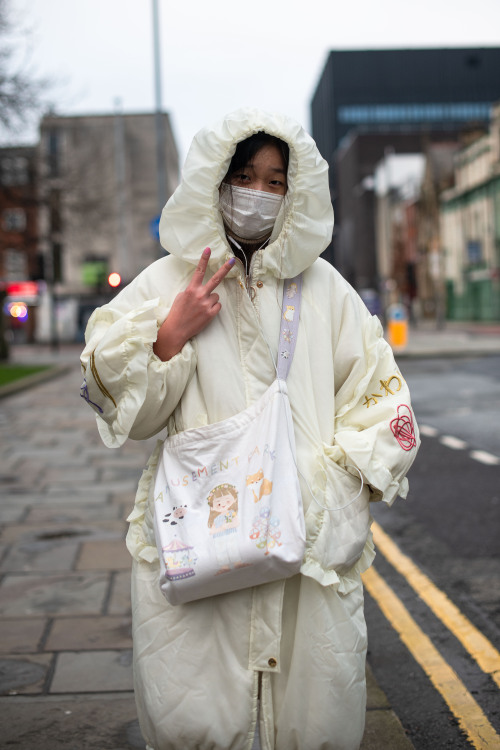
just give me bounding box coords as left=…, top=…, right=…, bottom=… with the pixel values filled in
left=207, top=484, right=249, bottom=575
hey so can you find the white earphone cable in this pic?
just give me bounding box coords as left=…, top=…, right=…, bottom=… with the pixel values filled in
left=236, top=267, right=365, bottom=514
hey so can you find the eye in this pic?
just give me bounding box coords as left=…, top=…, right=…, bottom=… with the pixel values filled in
left=233, top=172, right=250, bottom=183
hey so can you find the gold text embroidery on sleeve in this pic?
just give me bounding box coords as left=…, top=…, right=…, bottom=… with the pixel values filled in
left=363, top=374, right=403, bottom=408
left=90, top=351, right=117, bottom=408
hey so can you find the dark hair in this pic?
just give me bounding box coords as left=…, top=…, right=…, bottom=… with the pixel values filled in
left=224, top=132, right=289, bottom=181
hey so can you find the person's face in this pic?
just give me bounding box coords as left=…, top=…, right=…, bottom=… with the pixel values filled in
left=229, top=144, right=287, bottom=195
left=213, top=493, right=236, bottom=513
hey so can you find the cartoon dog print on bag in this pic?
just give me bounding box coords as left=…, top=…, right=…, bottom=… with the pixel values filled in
left=246, top=469, right=273, bottom=503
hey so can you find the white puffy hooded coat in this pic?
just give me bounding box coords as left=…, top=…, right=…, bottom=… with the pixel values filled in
left=80, top=108, right=419, bottom=750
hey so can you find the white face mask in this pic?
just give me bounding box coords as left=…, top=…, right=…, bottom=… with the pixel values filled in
left=219, top=183, right=284, bottom=240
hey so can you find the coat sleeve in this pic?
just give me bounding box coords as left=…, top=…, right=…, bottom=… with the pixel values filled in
left=331, top=291, right=420, bottom=505
left=79, top=267, right=197, bottom=449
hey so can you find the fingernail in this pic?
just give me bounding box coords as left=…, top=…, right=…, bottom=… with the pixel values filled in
left=228, top=258, right=236, bottom=267
left=203, top=247, right=211, bottom=257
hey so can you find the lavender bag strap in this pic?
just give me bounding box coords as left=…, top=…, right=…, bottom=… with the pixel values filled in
left=277, top=274, right=303, bottom=381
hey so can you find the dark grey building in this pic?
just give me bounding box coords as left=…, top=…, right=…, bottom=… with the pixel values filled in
left=311, top=47, right=500, bottom=290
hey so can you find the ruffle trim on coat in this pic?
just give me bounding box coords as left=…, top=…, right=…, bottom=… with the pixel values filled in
left=126, top=440, right=162, bottom=563
left=86, top=299, right=194, bottom=448
left=300, top=532, right=375, bottom=595
left=334, top=431, right=411, bottom=506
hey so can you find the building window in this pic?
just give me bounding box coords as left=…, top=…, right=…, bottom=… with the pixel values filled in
left=2, top=248, right=28, bottom=280
left=338, top=102, right=492, bottom=125
left=2, top=208, right=27, bottom=232
left=0, top=156, right=29, bottom=186
left=48, top=129, right=61, bottom=177
left=467, top=240, right=482, bottom=265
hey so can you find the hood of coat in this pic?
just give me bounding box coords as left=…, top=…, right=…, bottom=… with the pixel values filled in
left=159, top=107, right=334, bottom=280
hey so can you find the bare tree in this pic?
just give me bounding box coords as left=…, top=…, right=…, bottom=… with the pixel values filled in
left=0, top=0, right=47, bottom=138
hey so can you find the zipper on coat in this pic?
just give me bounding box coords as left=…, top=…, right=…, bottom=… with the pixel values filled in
left=234, top=257, right=256, bottom=300
left=227, top=235, right=267, bottom=299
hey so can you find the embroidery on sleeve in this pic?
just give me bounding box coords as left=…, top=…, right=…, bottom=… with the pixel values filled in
left=390, top=404, right=417, bottom=451
left=89, top=351, right=117, bottom=408
left=363, top=393, right=382, bottom=408
left=364, top=373, right=405, bottom=407
left=79, top=378, right=104, bottom=413
left=380, top=374, right=402, bottom=396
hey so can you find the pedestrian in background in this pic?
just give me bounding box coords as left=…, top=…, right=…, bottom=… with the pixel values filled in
left=80, top=107, right=419, bottom=750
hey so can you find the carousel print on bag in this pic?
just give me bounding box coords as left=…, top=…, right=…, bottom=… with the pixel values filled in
left=155, top=491, right=198, bottom=581
left=161, top=538, right=198, bottom=581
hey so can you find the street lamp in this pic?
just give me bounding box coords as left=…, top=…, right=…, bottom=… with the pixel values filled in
left=152, top=0, right=167, bottom=254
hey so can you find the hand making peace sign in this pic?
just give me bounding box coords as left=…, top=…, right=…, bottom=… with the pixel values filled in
left=153, top=247, right=236, bottom=362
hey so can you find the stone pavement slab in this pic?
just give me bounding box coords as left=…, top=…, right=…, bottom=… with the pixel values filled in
left=361, top=668, right=413, bottom=749
left=50, top=650, right=133, bottom=693
left=45, top=615, right=132, bottom=651
left=0, top=519, right=126, bottom=544
left=0, top=572, right=110, bottom=616
left=0, top=693, right=143, bottom=749
left=25, top=504, right=123, bottom=523
left=361, top=709, right=414, bottom=750
left=108, top=571, right=134, bottom=615
left=0, top=653, right=53, bottom=694
left=0, top=616, right=47, bottom=653
left=0, top=537, right=79, bottom=572
left=0, top=505, right=26, bottom=524
left=76, top=539, right=131, bottom=570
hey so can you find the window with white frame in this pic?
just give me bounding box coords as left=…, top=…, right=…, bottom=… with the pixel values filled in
left=2, top=208, right=27, bottom=232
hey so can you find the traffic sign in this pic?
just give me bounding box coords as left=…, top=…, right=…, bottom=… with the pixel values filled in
left=149, top=215, right=161, bottom=241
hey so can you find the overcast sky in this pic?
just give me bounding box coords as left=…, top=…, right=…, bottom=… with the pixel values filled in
left=7, top=0, right=500, bottom=163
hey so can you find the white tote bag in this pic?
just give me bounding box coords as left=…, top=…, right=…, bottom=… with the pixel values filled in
left=153, top=276, right=306, bottom=605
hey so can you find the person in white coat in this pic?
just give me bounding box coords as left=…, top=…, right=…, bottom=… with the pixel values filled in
left=80, top=107, right=419, bottom=750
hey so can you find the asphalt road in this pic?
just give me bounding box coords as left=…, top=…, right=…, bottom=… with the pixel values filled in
left=365, top=355, right=500, bottom=749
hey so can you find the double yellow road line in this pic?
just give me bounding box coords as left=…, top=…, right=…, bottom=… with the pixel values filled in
left=362, top=521, right=500, bottom=749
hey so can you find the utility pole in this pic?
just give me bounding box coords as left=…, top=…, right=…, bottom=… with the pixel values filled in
left=152, top=0, right=167, bottom=254
left=113, top=98, right=130, bottom=281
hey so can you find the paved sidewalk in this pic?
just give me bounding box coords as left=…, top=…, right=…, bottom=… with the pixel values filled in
left=7, top=320, right=497, bottom=748
left=393, top=320, right=500, bottom=358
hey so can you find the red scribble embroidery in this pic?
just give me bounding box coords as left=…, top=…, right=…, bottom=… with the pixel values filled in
left=390, top=405, right=417, bottom=451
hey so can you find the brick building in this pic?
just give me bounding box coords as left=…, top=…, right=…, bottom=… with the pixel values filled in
left=0, top=146, right=39, bottom=343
